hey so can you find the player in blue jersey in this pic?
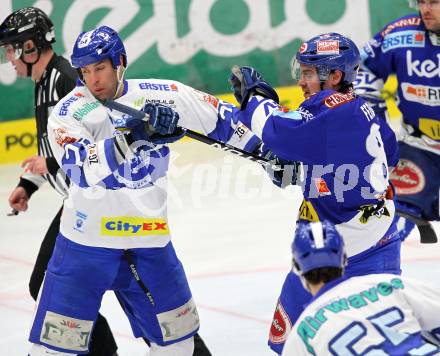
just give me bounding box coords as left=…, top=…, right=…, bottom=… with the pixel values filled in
left=28, top=26, right=262, bottom=356
left=281, top=220, right=440, bottom=356
left=354, top=0, right=440, bottom=242
left=229, top=33, right=401, bottom=354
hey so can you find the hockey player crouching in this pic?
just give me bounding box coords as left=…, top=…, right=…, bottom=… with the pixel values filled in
left=282, top=220, right=440, bottom=355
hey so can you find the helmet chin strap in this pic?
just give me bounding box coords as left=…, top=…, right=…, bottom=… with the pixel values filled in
left=113, top=65, right=126, bottom=99
left=20, top=46, right=41, bottom=78
left=26, top=62, right=33, bottom=77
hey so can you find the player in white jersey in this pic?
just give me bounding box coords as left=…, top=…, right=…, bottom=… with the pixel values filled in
left=27, top=26, right=259, bottom=356
left=282, top=220, right=440, bottom=356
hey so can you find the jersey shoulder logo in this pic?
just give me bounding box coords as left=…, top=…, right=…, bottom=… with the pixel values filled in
left=381, top=16, right=421, bottom=37
left=322, top=91, right=355, bottom=109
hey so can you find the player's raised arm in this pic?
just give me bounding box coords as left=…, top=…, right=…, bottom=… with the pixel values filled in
left=228, top=65, right=332, bottom=164
left=48, top=98, right=183, bottom=188
left=149, top=79, right=261, bottom=153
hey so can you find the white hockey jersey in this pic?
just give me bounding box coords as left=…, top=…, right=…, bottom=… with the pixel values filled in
left=282, top=274, right=440, bottom=355
left=47, top=79, right=258, bottom=249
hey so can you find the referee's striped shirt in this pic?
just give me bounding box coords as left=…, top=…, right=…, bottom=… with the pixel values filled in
left=19, top=54, right=78, bottom=199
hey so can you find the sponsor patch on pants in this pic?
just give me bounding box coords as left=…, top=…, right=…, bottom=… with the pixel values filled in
left=40, top=311, right=93, bottom=351
left=157, top=298, right=200, bottom=342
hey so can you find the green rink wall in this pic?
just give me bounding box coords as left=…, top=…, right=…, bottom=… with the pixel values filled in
left=0, top=0, right=413, bottom=121
left=0, top=0, right=409, bottom=164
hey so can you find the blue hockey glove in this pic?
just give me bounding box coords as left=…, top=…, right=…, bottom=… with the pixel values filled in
left=256, top=144, right=299, bottom=188
left=118, top=103, right=186, bottom=145
left=141, top=103, right=178, bottom=135
left=229, top=66, right=279, bottom=110
left=141, top=103, right=186, bottom=144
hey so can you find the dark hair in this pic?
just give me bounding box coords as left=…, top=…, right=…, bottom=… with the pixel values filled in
left=330, top=69, right=355, bottom=93
left=303, top=267, right=343, bottom=285
left=338, top=81, right=354, bottom=93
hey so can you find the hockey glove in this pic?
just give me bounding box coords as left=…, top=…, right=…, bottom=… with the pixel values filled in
left=256, top=144, right=299, bottom=188
left=229, top=66, right=279, bottom=110
left=140, top=103, right=186, bottom=144
left=117, top=103, right=186, bottom=146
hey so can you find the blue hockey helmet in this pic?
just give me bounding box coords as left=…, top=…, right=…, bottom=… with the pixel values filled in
left=71, top=25, right=126, bottom=69
left=291, top=33, right=360, bottom=85
left=292, top=220, right=347, bottom=275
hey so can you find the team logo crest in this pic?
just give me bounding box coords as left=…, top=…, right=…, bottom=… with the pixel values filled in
left=78, top=31, right=93, bottom=48
left=53, top=128, right=77, bottom=147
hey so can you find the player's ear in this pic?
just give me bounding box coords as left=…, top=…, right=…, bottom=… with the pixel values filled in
left=329, top=70, right=343, bottom=87
left=119, top=54, right=126, bottom=69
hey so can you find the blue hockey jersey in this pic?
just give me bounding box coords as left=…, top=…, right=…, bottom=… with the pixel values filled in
left=355, top=14, right=440, bottom=148
left=239, top=90, right=399, bottom=256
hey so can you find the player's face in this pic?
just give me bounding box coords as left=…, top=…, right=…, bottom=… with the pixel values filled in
left=80, top=59, right=118, bottom=100
left=297, top=64, right=322, bottom=99
left=418, top=0, right=440, bottom=32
